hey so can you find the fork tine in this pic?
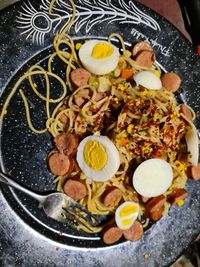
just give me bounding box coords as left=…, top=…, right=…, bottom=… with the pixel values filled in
left=68, top=205, right=97, bottom=226
left=62, top=207, right=98, bottom=232
left=66, top=200, right=106, bottom=227
left=60, top=209, right=79, bottom=227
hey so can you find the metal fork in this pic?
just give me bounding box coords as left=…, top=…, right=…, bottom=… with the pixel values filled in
left=0, top=172, right=105, bottom=230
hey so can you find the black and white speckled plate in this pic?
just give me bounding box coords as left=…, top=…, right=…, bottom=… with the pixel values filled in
left=0, top=0, right=200, bottom=266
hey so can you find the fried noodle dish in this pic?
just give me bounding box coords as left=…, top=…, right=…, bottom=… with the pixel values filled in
left=1, top=0, right=200, bottom=245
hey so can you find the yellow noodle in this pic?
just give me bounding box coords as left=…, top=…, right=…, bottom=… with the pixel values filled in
left=108, top=33, right=127, bottom=56
left=48, top=51, right=76, bottom=73
left=28, top=67, right=67, bottom=103
left=94, top=199, right=112, bottom=214
left=48, top=0, right=56, bottom=14
left=142, top=218, right=150, bottom=229
left=81, top=97, right=110, bottom=120
left=51, top=101, right=65, bottom=119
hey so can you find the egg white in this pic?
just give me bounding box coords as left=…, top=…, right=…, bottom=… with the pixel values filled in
left=132, top=159, right=173, bottom=197
left=79, top=40, right=120, bottom=75
left=185, top=125, right=199, bottom=166
left=76, top=135, right=120, bottom=182
left=115, top=201, right=139, bottom=230
left=133, top=70, right=162, bottom=90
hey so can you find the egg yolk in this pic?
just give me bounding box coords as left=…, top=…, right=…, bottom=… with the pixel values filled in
left=84, top=139, right=108, bottom=170
left=121, top=218, right=134, bottom=226
left=119, top=205, right=138, bottom=218
left=91, top=43, right=113, bottom=59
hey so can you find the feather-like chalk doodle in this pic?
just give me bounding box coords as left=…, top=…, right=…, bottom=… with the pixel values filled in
left=16, top=0, right=161, bottom=45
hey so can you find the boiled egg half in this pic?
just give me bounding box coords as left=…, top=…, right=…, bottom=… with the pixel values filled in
left=185, top=125, right=199, bottom=166
left=79, top=40, right=120, bottom=75
left=76, top=135, right=120, bottom=182
left=133, top=70, right=162, bottom=90
left=133, top=159, right=173, bottom=197
left=115, top=201, right=140, bottom=230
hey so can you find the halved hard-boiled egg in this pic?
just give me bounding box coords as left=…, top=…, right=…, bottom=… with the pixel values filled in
left=133, top=70, right=162, bottom=90
left=115, top=201, right=139, bottom=230
left=79, top=40, right=120, bottom=75
left=133, top=159, right=173, bottom=197
left=76, top=135, right=120, bottom=182
left=185, top=125, right=199, bottom=166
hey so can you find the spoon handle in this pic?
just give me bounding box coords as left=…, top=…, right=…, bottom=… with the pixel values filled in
left=0, top=172, right=46, bottom=203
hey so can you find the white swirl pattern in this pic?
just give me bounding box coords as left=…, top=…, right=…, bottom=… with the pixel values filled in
left=16, top=0, right=161, bottom=45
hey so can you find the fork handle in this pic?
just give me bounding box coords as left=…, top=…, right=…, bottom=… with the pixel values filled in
left=0, top=172, right=46, bottom=203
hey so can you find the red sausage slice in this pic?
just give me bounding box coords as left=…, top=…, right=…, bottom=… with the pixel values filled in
left=141, top=196, right=150, bottom=203
left=161, top=72, right=181, bottom=93
left=102, top=225, right=123, bottom=245
left=63, top=178, right=87, bottom=201
left=180, top=104, right=193, bottom=122
left=67, top=158, right=75, bottom=176
left=190, top=163, right=200, bottom=180
left=74, top=89, right=90, bottom=107
left=74, top=95, right=86, bottom=107
left=94, top=92, right=107, bottom=102
left=167, top=188, right=188, bottom=204
left=123, top=220, right=144, bottom=241
left=135, top=50, right=155, bottom=68
left=71, top=68, right=91, bottom=88
left=58, top=105, right=68, bottom=124
left=146, top=195, right=166, bottom=213
left=149, top=206, right=164, bottom=221
left=77, top=89, right=90, bottom=97
left=102, top=187, right=122, bottom=207
left=48, top=152, right=71, bottom=176
left=132, top=41, right=153, bottom=57
left=54, top=132, right=79, bottom=156
left=59, top=113, right=68, bottom=124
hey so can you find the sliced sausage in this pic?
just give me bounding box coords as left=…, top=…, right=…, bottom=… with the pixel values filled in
left=94, top=92, right=107, bottom=102
left=71, top=68, right=91, bottom=88
left=180, top=104, right=193, bottom=122
left=124, top=174, right=132, bottom=186
left=102, top=225, right=123, bottom=244
left=124, top=166, right=135, bottom=186
left=123, top=220, right=144, bottom=241
left=54, top=132, right=79, bottom=156
left=63, top=178, right=87, bottom=201
left=135, top=50, right=155, bottom=68
left=161, top=72, right=181, bottom=93
left=59, top=113, right=68, bottom=124
left=66, top=158, right=75, bottom=176
left=102, top=187, right=122, bottom=207
left=74, top=160, right=81, bottom=173
left=189, top=163, right=200, bottom=180
left=132, top=41, right=153, bottom=57
left=149, top=206, right=164, bottom=221
left=74, top=89, right=90, bottom=107
left=77, top=89, right=90, bottom=97
left=58, top=105, right=69, bottom=124
left=141, top=196, right=150, bottom=203
left=48, top=152, right=71, bottom=176
left=168, top=188, right=188, bottom=204
left=146, top=195, right=166, bottom=213
left=74, top=95, right=86, bottom=107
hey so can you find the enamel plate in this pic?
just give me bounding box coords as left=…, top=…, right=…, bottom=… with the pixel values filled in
left=0, top=0, right=199, bottom=266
